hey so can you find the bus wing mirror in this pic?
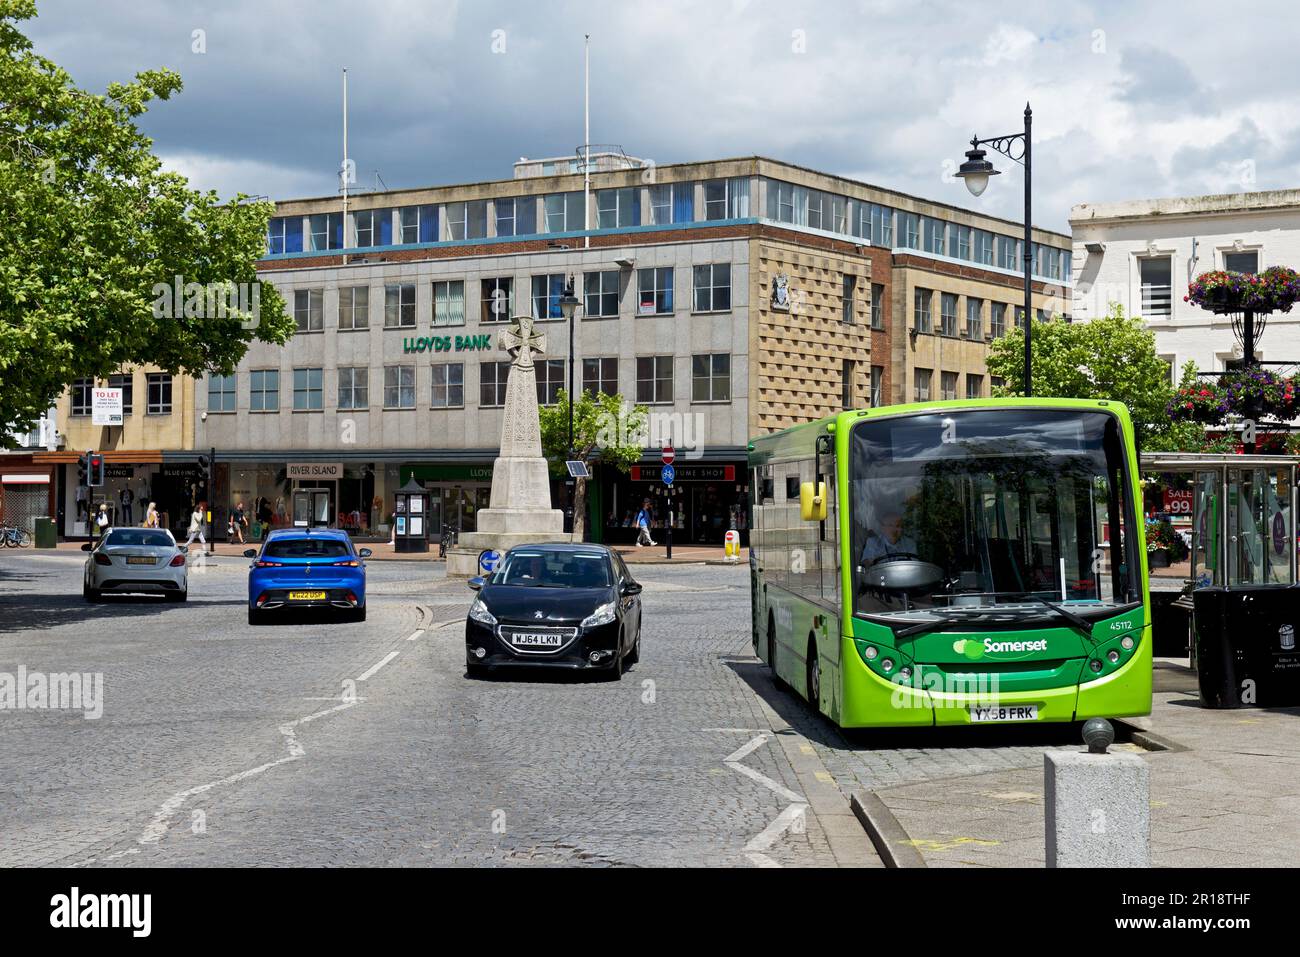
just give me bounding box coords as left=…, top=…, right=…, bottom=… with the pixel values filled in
left=800, top=481, right=828, bottom=522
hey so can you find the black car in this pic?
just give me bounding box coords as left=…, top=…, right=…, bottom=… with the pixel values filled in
left=464, top=543, right=642, bottom=679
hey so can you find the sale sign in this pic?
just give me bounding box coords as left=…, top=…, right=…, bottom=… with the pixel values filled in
left=1163, top=488, right=1193, bottom=515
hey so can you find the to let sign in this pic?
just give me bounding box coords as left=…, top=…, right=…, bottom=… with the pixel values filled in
left=91, top=388, right=123, bottom=426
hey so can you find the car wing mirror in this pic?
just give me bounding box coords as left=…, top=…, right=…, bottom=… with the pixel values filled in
left=242, top=548, right=258, bottom=558
left=468, top=576, right=485, bottom=591
left=358, top=548, right=373, bottom=559
left=80, top=543, right=92, bottom=552
left=621, top=581, right=643, bottom=596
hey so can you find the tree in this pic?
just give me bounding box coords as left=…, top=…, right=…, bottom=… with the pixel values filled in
left=987, top=304, right=1177, bottom=445
left=538, top=389, right=648, bottom=541
left=0, top=0, right=292, bottom=440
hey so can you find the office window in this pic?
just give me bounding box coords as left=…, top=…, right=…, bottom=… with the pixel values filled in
left=1224, top=250, right=1258, bottom=274
left=913, top=368, right=932, bottom=402
left=966, top=374, right=983, bottom=399
left=950, top=225, right=972, bottom=261
left=767, top=179, right=796, bottom=223
left=531, top=273, right=566, bottom=320
left=535, top=359, right=565, bottom=405
left=146, top=373, right=173, bottom=415
left=692, top=263, right=731, bottom=312
left=940, top=371, right=958, bottom=401
left=308, top=213, right=343, bottom=252
left=913, top=288, right=932, bottom=333
left=596, top=187, right=639, bottom=229
left=584, top=270, right=620, bottom=318
left=339, top=286, right=369, bottom=330
left=544, top=192, right=585, bottom=232
left=431, top=362, right=464, bottom=408
left=433, top=280, right=465, bottom=327
left=294, top=289, right=323, bottom=332
left=966, top=297, right=983, bottom=340
left=292, top=368, right=322, bottom=411
left=1139, top=256, right=1173, bottom=318
left=649, top=182, right=694, bottom=224
left=898, top=212, right=920, bottom=249
left=990, top=375, right=1006, bottom=393
left=480, top=361, right=510, bottom=407
left=445, top=200, right=488, bottom=241
left=384, top=284, right=416, bottom=328
left=870, top=283, right=885, bottom=329
left=728, top=177, right=751, bottom=218
left=249, top=370, right=279, bottom=412
left=481, top=277, right=513, bottom=323
left=806, top=190, right=827, bottom=230
left=990, top=302, right=1007, bottom=338
left=703, top=179, right=730, bottom=221
left=399, top=205, right=436, bottom=244
left=71, top=377, right=93, bottom=416
left=267, top=216, right=303, bottom=255
left=841, top=358, right=854, bottom=410
left=636, top=355, right=674, bottom=404
left=495, top=196, right=537, bottom=237
left=842, top=274, right=857, bottom=323
left=352, top=208, right=389, bottom=248
left=383, top=365, right=415, bottom=409
left=859, top=202, right=893, bottom=246
left=582, top=357, right=618, bottom=397
left=974, top=229, right=994, bottom=265
left=208, top=374, right=236, bottom=413
left=638, top=267, right=675, bottom=315
left=940, top=293, right=958, bottom=336
left=997, top=235, right=1020, bottom=271
left=830, top=194, right=848, bottom=233
left=107, top=374, right=134, bottom=415
left=870, top=365, right=884, bottom=407
left=692, top=353, right=731, bottom=402
left=923, top=217, right=945, bottom=254
left=337, top=367, right=369, bottom=410
left=1014, top=306, right=1026, bottom=330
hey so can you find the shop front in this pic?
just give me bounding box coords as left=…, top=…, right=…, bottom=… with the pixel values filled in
left=597, top=459, right=750, bottom=547
left=399, top=464, right=494, bottom=541
left=224, top=461, right=379, bottom=540
left=0, top=455, right=56, bottom=535
left=49, top=454, right=197, bottom=539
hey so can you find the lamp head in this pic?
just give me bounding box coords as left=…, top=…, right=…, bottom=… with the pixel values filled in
left=956, top=145, right=999, bottom=197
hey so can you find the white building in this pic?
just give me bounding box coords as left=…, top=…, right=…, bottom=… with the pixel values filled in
left=1070, top=189, right=1300, bottom=376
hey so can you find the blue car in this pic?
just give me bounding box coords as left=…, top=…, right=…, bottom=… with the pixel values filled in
left=244, top=528, right=371, bottom=625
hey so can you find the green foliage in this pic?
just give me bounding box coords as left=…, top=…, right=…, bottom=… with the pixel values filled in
left=0, top=0, right=292, bottom=439
left=987, top=304, right=1180, bottom=446
left=538, top=389, right=649, bottom=477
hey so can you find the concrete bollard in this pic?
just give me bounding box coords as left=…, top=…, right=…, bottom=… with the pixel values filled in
left=1044, top=749, right=1150, bottom=867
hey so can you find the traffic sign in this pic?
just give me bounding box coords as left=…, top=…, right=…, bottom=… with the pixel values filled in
left=661, top=444, right=675, bottom=465
left=662, top=463, right=675, bottom=486
left=479, top=549, right=501, bottom=573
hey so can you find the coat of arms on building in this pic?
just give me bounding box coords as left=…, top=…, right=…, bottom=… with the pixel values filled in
left=771, top=273, right=791, bottom=311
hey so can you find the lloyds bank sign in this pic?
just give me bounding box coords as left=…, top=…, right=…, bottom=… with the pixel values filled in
left=403, top=333, right=494, bottom=354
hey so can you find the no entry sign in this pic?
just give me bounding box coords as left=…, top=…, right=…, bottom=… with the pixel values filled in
left=662, top=445, right=675, bottom=465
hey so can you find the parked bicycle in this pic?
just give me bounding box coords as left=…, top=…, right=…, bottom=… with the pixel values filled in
left=1, top=523, right=32, bottom=547
left=438, top=523, right=458, bottom=559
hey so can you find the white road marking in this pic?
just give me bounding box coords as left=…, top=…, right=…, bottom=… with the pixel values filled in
left=717, top=731, right=809, bottom=868
left=725, top=733, right=771, bottom=764
left=725, top=759, right=806, bottom=805
left=746, top=802, right=809, bottom=852
left=405, top=629, right=425, bottom=642
left=358, top=650, right=400, bottom=681
left=139, top=755, right=301, bottom=845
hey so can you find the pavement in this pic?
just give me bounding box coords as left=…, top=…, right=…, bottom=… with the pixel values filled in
left=855, top=660, right=1300, bottom=867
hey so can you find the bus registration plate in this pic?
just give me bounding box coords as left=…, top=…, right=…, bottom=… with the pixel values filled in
left=969, top=704, right=1038, bottom=723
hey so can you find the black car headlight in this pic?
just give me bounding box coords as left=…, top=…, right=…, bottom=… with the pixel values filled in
left=581, top=601, right=616, bottom=629
left=468, top=598, right=497, bottom=627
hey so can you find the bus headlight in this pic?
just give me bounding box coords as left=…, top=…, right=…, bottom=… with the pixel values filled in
left=1120, top=635, right=1135, bottom=650
left=1089, top=659, right=1103, bottom=673
left=864, top=645, right=879, bottom=659
left=880, top=658, right=895, bottom=673
left=1107, top=649, right=1121, bottom=664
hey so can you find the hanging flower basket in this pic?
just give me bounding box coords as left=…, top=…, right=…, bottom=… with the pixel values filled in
left=1185, top=266, right=1300, bottom=314
left=1217, top=368, right=1300, bottom=420
left=1167, top=382, right=1227, bottom=424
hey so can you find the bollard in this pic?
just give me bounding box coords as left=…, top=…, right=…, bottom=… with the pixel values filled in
left=1044, top=720, right=1150, bottom=867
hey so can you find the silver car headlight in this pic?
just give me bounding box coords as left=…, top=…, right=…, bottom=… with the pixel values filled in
left=468, top=597, right=497, bottom=627
left=581, top=601, right=617, bottom=629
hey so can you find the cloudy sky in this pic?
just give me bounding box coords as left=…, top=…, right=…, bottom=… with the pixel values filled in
left=24, top=0, right=1300, bottom=230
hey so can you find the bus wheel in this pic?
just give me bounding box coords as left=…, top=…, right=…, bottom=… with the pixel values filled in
left=806, top=636, right=821, bottom=713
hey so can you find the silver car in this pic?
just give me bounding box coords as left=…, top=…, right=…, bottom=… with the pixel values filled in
left=83, top=527, right=189, bottom=602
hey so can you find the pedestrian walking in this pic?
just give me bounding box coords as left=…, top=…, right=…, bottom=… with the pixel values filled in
left=94, top=503, right=111, bottom=541
left=183, top=501, right=207, bottom=549
left=230, top=500, right=247, bottom=544
left=119, top=485, right=134, bottom=526
left=635, top=499, right=656, bottom=547
left=144, top=502, right=160, bottom=529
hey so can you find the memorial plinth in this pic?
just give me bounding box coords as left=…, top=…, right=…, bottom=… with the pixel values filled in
left=446, top=315, right=568, bottom=576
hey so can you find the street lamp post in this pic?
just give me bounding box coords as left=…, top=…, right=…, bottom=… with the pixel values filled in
left=955, top=103, right=1034, bottom=397
left=558, top=276, right=582, bottom=458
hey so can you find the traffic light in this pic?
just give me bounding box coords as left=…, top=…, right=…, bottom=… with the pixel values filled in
left=87, top=452, right=105, bottom=487
left=77, top=453, right=88, bottom=486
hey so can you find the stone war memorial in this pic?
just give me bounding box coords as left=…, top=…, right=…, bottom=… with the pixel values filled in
left=445, top=314, right=569, bottom=576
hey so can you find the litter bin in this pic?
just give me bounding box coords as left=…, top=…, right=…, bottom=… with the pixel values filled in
left=33, top=516, right=56, bottom=549
left=1193, top=585, right=1300, bottom=707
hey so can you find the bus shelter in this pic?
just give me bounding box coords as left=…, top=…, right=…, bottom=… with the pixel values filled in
left=1141, top=452, right=1300, bottom=707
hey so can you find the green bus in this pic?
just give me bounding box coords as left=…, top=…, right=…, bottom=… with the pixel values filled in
left=748, top=398, right=1151, bottom=728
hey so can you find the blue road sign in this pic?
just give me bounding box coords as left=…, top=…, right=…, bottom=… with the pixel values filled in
left=479, top=549, right=501, bottom=573
left=662, top=464, right=675, bottom=486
